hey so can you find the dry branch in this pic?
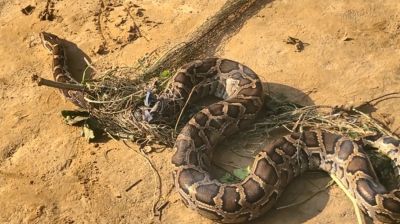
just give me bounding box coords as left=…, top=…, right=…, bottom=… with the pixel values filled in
left=32, top=75, right=87, bottom=92
left=142, top=0, right=271, bottom=78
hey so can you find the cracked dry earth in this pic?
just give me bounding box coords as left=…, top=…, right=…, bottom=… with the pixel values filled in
left=1, top=0, right=400, bottom=223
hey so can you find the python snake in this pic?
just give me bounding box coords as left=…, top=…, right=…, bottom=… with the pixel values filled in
left=40, top=32, right=86, bottom=108
left=40, top=32, right=400, bottom=223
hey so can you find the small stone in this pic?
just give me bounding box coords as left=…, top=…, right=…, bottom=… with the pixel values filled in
left=95, top=43, right=108, bottom=55
left=136, top=9, right=144, bottom=17
left=21, top=5, right=35, bottom=15
left=143, top=146, right=153, bottom=153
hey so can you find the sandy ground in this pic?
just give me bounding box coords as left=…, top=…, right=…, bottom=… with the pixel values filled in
left=1, top=0, right=400, bottom=223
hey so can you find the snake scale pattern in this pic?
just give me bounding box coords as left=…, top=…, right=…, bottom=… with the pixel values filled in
left=40, top=32, right=86, bottom=108
left=41, top=32, right=400, bottom=223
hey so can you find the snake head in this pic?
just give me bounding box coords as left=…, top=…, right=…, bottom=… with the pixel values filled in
left=133, top=107, right=152, bottom=122
left=144, top=89, right=157, bottom=107
left=40, top=32, right=61, bottom=51
left=134, top=89, right=181, bottom=124
left=134, top=97, right=178, bottom=124
left=145, top=100, right=166, bottom=123
left=133, top=99, right=164, bottom=123
left=150, top=97, right=183, bottom=122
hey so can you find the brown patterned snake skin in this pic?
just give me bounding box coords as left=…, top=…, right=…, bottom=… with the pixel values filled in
left=40, top=32, right=86, bottom=108
left=40, top=32, right=400, bottom=223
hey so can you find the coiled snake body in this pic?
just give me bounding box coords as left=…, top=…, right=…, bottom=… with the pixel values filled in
left=41, top=32, right=400, bottom=223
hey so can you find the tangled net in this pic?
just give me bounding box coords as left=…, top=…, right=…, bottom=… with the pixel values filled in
left=80, top=65, right=398, bottom=148
left=80, top=65, right=175, bottom=147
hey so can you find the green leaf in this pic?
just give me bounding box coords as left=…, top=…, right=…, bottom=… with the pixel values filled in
left=232, top=166, right=251, bottom=180
left=159, top=70, right=172, bottom=79
left=61, top=110, right=103, bottom=142
left=219, top=173, right=238, bottom=183
left=347, top=131, right=359, bottom=140
left=218, top=166, right=250, bottom=183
